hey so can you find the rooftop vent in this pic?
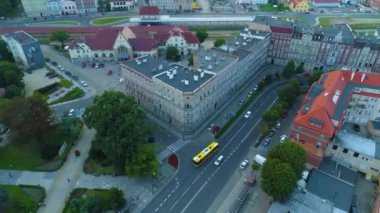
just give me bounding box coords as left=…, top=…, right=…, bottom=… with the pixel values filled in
left=208, top=65, right=213, bottom=70
left=142, top=58, right=147, bottom=63
left=198, top=68, right=202, bottom=72
left=194, top=75, right=198, bottom=81
left=200, top=72, right=204, bottom=78
left=173, top=69, right=177, bottom=75
left=136, top=60, right=141, bottom=65
left=158, top=64, right=163, bottom=70
left=361, top=73, right=366, bottom=82
left=205, top=56, right=211, bottom=60
left=184, top=80, right=189, bottom=85
left=235, top=41, right=240, bottom=45
left=169, top=74, right=173, bottom=79
left=243, top=42, right=247, bottom=46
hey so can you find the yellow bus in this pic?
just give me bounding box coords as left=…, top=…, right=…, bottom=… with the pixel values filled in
left=192, top=141, right=219, bottom=167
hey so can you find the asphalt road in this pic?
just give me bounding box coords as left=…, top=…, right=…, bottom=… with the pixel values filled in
left=142, top=81, right=286, bottom=213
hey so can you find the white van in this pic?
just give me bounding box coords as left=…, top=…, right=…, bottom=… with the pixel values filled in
left=214, top=155, right=224, bottom=166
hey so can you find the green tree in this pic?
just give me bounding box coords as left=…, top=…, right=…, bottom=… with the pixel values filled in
left=188, top=54, right=193, bottom=66
left=109, top=188, right=126, bottom=209
left=126, top=144, right=159, bottom=177
left=58, top=115, right=82, bottom=137
left=267, top=141, right=306, bottom=177
left=0, top=40, right=14, bottom=62
left=0, top=187, right=8, bottom=207
left=282, top=60, right=295, bottom=79
left=50, top=30, right=70, bottom=49
left=264, top=74, right=273, bottom=85
left=261, top=158, right=297, bottom=201
left=308, top=70, right=324, bottom=85
left=5, top=85, right=22, bottom=98
left=0, top=0, right=13, bottom=17
left=84, top=91, right=153, bottom=170
left=262, top=109, right=280, bottom=126
left=166, top=46, right=180, bottom=61
left=214, top=38, right=226, bottom=47
left=278, top=77, right=300, bottom=105
left=0, top=61, right=24, bottom=88
left=196, top=28, right=208, bottom=43
left=274, top=71, right=280, bottom=80
left=0, top=95, right=52, bottom=142
left=295, top=62, right=305, bottom=74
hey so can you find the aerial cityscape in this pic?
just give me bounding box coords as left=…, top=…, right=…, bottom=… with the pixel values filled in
left=0, top=0, right=380, bottom=212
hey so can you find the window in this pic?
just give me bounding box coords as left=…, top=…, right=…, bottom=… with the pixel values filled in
left=353, top=152, right=359, bottom=157
left=332, top=145, right=338, bottom=150
left=342, top=148, right=348, bottom=154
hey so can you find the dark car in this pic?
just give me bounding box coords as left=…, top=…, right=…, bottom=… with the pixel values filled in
left=91, top=63, right=96, bottom=68
left=65, top=71, right=72, bottom=77
left=353, top=124, right=360, bottom=132
left=81, top=63, right=86, bottom=68
left=45, top=72, right=55, bottom=77
left=72, top=75, right=79, bottom=81
left=99, top=63, right=105, bottom=68
left=48, top=74, right=58, bottom=79
left=52, top=61, right=58, bottom=66
left=45, top=58, right=50, bottom=62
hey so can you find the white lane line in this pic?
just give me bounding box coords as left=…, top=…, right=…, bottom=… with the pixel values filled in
left=181, top=187, right=191, bottom=197
left=180, top=182, right=208, bottom=213
left=155, top=208, right=159, bottom=212
left=191, top=175, right=201, bottom=185
left=170, top=199, right=180, bottom=212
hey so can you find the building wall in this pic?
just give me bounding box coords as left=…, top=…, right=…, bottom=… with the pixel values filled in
left=288, top=32, right=320, bottom=71
left=325, top=143, right=380, bottom=178
left=21, top=0, right=50, bottom=17
left=74, top=0, right=97, bottom=13
left=150, top=0, right=192, bottom=11
left=134, top=49, right=158, bottom=57
left=165, top=35, right=198, bottom=56
left=62, top=0, right=78, bottom=14
left=312, top=1, right=340, bottom=7
left=110, top=0, right=134, bottom=10
left=267, top=31, right=292, bottom=65
left=290, top=1, right=310, bottom=12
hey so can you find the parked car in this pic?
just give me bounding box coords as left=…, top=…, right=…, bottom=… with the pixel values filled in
left=244, top=111, right=252, bottom=119
left=81, top=81, right=88, bottom=87
left=91, top=63, right=96, bottom=68
left=207, top=123, right=215, bottom=131
left=240, top=160, right=249, bottom=169
left=238, top=100, right=243, bottom=106
left=353, top=124, right=360, bottom=132
left=107, top=70, right=113, bottom=75
left=119, top=78, right=124, bottom=84
left=65, top=71, right=72, bottom=77
left=253, top=85, right=258, bottom=91
left=48, top=73, right=58, bottom=79
left=45, top=58, right=50, bottom=62
left=214, top=155, right=224, bottom=166
left=280, top=135, right=288, bottom=143
left=95, top=63, right=99, bottom=69
left=72, top=75, right=79, bottom=81
left=45, top=72, right=54, bottom=77
left=99, top=63, right=105, bottom=68
left=68, top=108, right=75, bottom=116
left=51, top=61, right=57, bottom=66
left=276, top=121, right=281, bottom=129
left=81, top=63, right=86, bottom=68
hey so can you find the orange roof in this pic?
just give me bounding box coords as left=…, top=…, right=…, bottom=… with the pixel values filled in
left=294, top=69, right=380, bottom=137
left=289, top=0, right=305, bottom=7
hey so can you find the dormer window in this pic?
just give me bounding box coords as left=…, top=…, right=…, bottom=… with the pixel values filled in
left=309, top=117, right=324, bottom=128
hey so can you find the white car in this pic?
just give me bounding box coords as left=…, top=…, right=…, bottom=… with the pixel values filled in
left=68, top=108, right=75, bottom=116
left=119, top=78, right=124, bottom=84
left=214, top=155, right=224, bottom=166
left=240, top=160, right=249, bottom=169
left=244, top=111, right=252, bottom=119
left=276, top=121, right=281, bottom=128
left=280, top=135, right=288, bottom=143
left=81, top=81, right=88, bottom=87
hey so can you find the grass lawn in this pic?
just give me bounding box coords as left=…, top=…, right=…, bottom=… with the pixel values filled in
left=319, top=17, right=333, bottom=27
left=59, top=78, right=74, bottom=88
left=0, top=126, right=80, bottom=170
left=30, top=21, right=80, bottom=26
left=91, top=16, right=129, bottom=25
left=1, top=185, right=45, bottom=213
left=258, top=4, right=289, bottom=12
left=349, top=23, right=380, bottom=30
left=83, top=158, right=115, bottom=175
left=277, top=16, right=309, bottom=24
left=64, top=188, right=123, bottom=213
left=49, top=87, right=85, bottom=105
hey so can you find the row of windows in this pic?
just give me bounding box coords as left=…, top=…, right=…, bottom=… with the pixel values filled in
left=332, top=145, right=370, bottom=160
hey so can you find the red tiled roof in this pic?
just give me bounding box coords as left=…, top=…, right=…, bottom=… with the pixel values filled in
left=182, top=32, right=199, bottom=44
left=270, top=26, right=293, bottom=34
left=293, top=70, right=380, bottom=137
left=129, top=26, right=188, bottom=35
left=139, top=6, right=160, bottom=16
left=85, top=29, right=120, bottom=50
left=313, top=0, right=339, bottom=3
left=289, top=0, right=303, bottom=7
left=153, top=33, right=170, bottom=44
left=129, top=38, right=157, bottom=51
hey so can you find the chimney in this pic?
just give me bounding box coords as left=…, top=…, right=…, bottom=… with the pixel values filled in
left=361, top=73, right=366, bottom=82
left=194, top=75, right=198, bottom=81
left=351, top=71, right=355, bottom=81
left=200, top=72, right=204, bottom=78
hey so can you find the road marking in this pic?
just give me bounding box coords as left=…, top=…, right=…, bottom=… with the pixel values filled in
left=191, top=175, right=201, bottom=185
left=155, top=208, right=159, bottom=212
left=180, top=182, right=207, bottom=213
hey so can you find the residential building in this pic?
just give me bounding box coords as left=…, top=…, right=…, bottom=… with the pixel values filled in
left=267, top=21, right=294, bottom=65
left=46, top=0, right=63, bottom=15
left=371, top=0, right=380, bottom=10
left=62, top=0, right=78, bottom=14
left=74, top=0, right=97, bottom=13
left=121, top=55, right=217, bottom=132
left=21, top=0, right=50, bottom=17
left=164, top=28, right=199, bottom=55
left=139, top=6, right=160, bottom=19
left=110, top=0, right=134, bottom=10
left=1, top=31, right=45, bottom=70
left=148, top=0, right=192, bottom=11
left=289, top=69, right=380, bottom=177
left=313, top=0, right=341, bottom=7
left=237, top=0, right=268, bottom=5
left=68, top=29, right=133, bottom=62
left=288, top=0, right=310, bottom=12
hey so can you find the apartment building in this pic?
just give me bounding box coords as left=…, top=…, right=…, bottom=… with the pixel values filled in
left=144, top=0, right=192, bottom=11
left=1, top=31, right=45, bottom=70
left=121, top=55, right=217, bottom=132
left=21, top=0, right=51, bottom=17
left=267, top=22, right=294, bottom=65
left=288, top=0, right=310, bottom=12
left=289, top=70, right=380, bottom=179
left=110, top=0, right=134, bottom=11
left=74, top=0, right=97, bottom=13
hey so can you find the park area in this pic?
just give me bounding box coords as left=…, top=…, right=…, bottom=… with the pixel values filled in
left=319, top=17, right=380, bottom=30
left=91, top=16, right=129, bottom=26
left=0, top=185, right=45, bottom=213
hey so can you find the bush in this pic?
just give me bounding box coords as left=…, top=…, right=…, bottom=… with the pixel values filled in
left=40, top=144, right=60, bottom=160
left=36, top=82, right=60, bottom=95
left=252, top=163, right=261, bottom=170
left=89, top=146, right=107, bottom=161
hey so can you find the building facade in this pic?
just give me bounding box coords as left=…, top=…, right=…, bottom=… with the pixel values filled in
left=21, top=0, right=50, bottom=17
left=74, top=0, right=97, bottom=13
left=1, top=31, right=45, bottom=70
left=110, top=0, right=134, bottom=10
left=147, top=0, right=192, bottom=11
left=62, top=0, right=78, bottom=14
left=267, top=23, right=294, bottom=65
left=289, top=0, right=310, bottom=12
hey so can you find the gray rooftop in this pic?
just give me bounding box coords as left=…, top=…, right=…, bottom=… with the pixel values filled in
left=322, top=24, right=355, bottom=39
left=194, top=48, right=237, bottom=74
left=371, top=120, right=380, bottom=130
left=335, top=131, right=380, bottom=159
left=268, top=190, right=334, bottom=213
left=307, top=169, right=355, bottom=212
left=3, top=31, right=36, bottom=45
left=318, top=158, right=357, bottom=184
left=252, top=15, right=294, bottom=29
left=154, top=64, right=215, bottom=93
left=224, top=36, right=263, bottom=52
left=123, top=55, right=171, bottom=79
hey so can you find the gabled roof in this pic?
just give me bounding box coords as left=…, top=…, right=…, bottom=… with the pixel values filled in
left=182, top=32, right=199, bottom=44
left=270, top=26, right=293, bottom=34
left=296, top=107, right=336, bottom=136
left=129, top=26, right=188, bottom=35
left=85, top=29, right=120, bottom=50
left=0, top=26, right=123, bottom=35
left=129, top=38, right=157, bottom=51
left=139, top=6, right=160, bottom=16
left=289, top=0, right=306, bottom=7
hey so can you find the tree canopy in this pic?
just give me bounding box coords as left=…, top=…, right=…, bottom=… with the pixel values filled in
left=267, top=141, right=306, bottom=176
left=125, top=144, right=159, bottom=177
left=295, top=62, right=305, bottom=74
left=0, top=95, right=52, bottom=141
left=0, top=40, right=14, bottom=62
left=196, top=28, right=209, bottom=43
left=0, top=0, right=13, bottom=17
left=277, top=77, right=300, bottom=105
left=282, top=60, right=295, bottom=79
left=214, top=38, right=226, bottom=47
left=0, top=61, right=24, bottom=88
left=308, top=70, right=324, bottom=85
left=50, top=30, right=70, bottom=49
left=261, top=158, right=297, bottom=202
left=83, top=91, right=154, bottom=172
left=166, top=46, right=180, bottom=61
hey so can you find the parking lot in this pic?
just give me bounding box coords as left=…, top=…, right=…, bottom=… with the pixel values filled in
left=23, top=67, right=60, bottom=96
left=41, top=45, right=124, bottom=95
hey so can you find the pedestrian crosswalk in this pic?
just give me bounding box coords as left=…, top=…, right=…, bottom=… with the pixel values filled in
left=167, top=138, right=191, bottom=153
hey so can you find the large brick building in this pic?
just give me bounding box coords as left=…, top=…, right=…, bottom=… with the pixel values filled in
left=290, top=70, right=380, bottom=170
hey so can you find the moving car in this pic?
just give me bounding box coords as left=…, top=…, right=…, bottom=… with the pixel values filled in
left=214, top=155, right=224, bottom=166
left=81, top=81, right=88, bottom=87
left=276, top=121, right=281, bottom=128
left=280, top=135, right=288, bottom=143
left=244, top=111, right=252, bottom=119
left=240, top=160, right=249, bottom=169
